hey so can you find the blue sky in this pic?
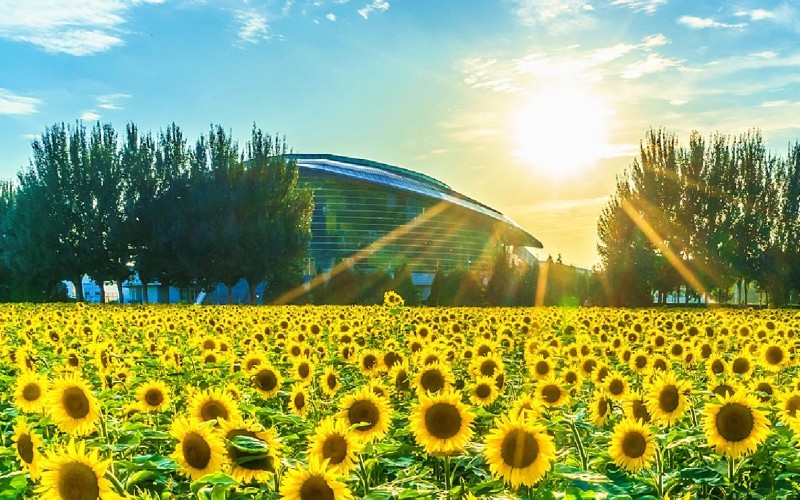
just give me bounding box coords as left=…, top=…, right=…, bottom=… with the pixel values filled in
left=2, top=0, right=799, bottom=268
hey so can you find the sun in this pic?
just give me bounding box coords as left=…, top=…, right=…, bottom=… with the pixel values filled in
left=513, top=88, right=612, bottom=178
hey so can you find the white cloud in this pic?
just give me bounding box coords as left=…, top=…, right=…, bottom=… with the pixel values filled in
left=642, top=33, right=669, bottom=48
left=96, top=93, right=131, bottom=110
left=612, top=0, right=667, bottom=14
left=761, top=100, right=791, bottom=108
left=678, top=16, right=746, bottom=29
left=0, top=88, right=40, bottom=115
left=622, top=53, right=683, bottom=78
left=326, top=12, right=336, bottom=21
left=358, top=0, right=389, bottom=19
left=670, top=98, right=688, bottom=105
left=235, top=9, right=271, bottom=44
left=511, top=0, right=595, bottom=32
left=81, top=111, right=101, bottom=121
left=0, top=0, right=142, bottom=55
left=734, top=9, right=774, bottom=21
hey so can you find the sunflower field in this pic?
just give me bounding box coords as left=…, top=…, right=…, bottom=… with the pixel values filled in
left=2, top=296, right=800, bottom=499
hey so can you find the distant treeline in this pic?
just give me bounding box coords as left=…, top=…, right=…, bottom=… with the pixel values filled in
left=597, top=128, right=800, bottom=307
left=0, top=121, right=312, bottom=303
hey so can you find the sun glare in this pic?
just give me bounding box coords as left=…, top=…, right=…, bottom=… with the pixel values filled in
left=513, top=88, right=612, bottom=179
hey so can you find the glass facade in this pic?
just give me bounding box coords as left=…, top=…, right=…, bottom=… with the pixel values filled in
left=293, top=155, right=541, bottom=276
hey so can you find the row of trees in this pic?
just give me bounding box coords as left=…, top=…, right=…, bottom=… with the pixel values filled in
left=1, top=121, right=313, bottom=303
left=597, top=128, right=800, bottom=306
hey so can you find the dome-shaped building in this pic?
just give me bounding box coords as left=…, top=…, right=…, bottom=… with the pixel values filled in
left=293, top=154, right=542, bottom=290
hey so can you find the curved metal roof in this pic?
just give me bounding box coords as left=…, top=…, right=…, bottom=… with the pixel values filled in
left=289, top=154, right=543, bottom=248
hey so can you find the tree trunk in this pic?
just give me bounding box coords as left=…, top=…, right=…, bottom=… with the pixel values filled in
left=74, top=277, right=84, bottom=302
left=227, top=284, right=234, bottom=304
left=142, top=280, right=149, bottom=304
left=248, top=281, right=257, bottom=305
left=117, top=281, right=125, bottom=304
left=98, top=280, right=106, bottom=303
left=743, top=279, right=748, bottom=306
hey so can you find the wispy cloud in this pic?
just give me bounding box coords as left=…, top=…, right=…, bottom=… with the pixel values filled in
left=326, top=13, right=336, bottom=21
left=612, top=0, right=667, bottom=14
left=81, top=111, right=101, bottom=121
left=235, top=9, right=271, bottom=44
left=0, top=89, right=40, bottom=115
left=678, top=16, right=746, bottom=30
left=511, top=0, right=595, bottom=33
left=96, top=93, right=131, bottom=110
left=642, top=33, right=669, bottom=48
left=0, top=0, right=157, bottom=55
left=734, top=9, right=775, bottom=21
left=358, top=0, right=389, bottom=19
left=623, top=53, right=684, bottom=78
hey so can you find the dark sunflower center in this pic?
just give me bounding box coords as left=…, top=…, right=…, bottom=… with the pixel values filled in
left=62, top=387, right=90, bottom=419
left=246, top=359, right=261, bottom=371
left=597, top=398, right=608, bottom=417
left=363, top=355, right=377, bottom=369
left=713, top=385, right=734, bottom=398
left=478, top=345, right=491, bottom=357
left=621, top=430, right=647, bottom=459
left=632, top=400, right=651, bottom=423
left=424, top=402, right=462, bottom=439
left=57, top=462, right=100, bottom=500
left=145, top=389, right=164, bottom=407
left=255, top=370, right=278, bottom=391
left=565, top=372, right=578, bottom=384
left=294, top=392, right=306, bottom=410
left=476, top=384, right=491, bottom=399
left=23, top=383, right=41, bottom=401
left=609, top=379, right=624, bottom=395
left=182, top=431, right=212, bottom=469
left=711, top=360, right=725, bottom=374
left=765, top=346, right=784, bottom=365
left=755, top=383, right=772, bottom=402
left=653, top=359, right=667, bottom=372
left=500, top=429, right=539, bottom=469
left=658, top=385, right=679, bottom=413
left=787, top=396, right=800, bottom=417
left=395, top=371, right=410, bottom=391
left=384, top=352, right=400, bottom=368
left=715, top=403, right=754, bottom=442
left=200, top=400, right=229, bottom=422
left=348, top=400, right=379, bottom=431
left=326, top=374, right=338, bottom=390
left=420, top=370, right=445, bottom=393
left=16, top=433, right=34, bottom=464
left=68, top=354, right=80, bottom=367
left=583, top=359, right=597, bottom=373
left=204, top=354, right=217, bottom=364
left=480, top=360, right=498, bottom=377
left=597, top=367, right=609, bottom=382
left=299, top=475, right=335, bottom=500
left=635, top=356, right=647, bottom=369
left=541, top=384, right=561, bottom=404
left=298, top=363, right=310, bottom=379
left=321, top=435, right=348, bottom=465
left=202, top=340, right=215, bottom=350
left=535, top=361, right=549, bottom=375
left=732, top=358, right=750, bottom=374
left=226, top=430, right=274, bottom=471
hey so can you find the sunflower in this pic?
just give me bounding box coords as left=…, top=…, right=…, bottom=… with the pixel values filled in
left=37, top=439, right=119, bottom=500
left=750, top=377, right=776, bottom=403
left=293, top=357, right=315, bottom=383
left=389, top=362, right=411, bottom=393
left=13, top=418, right=43, bottom=480
left=289, top=383, right=311, bottom=418
left=15, top=371, right=48, bottom=413
left=189, top=388, right=240, bottom=425
left=280, top=456, right=354, bottom=500
left=589, top=391, right=612, bottom=426
left=536, top=378, right=569, bottom=408
left=242, top=352, right=268, bottom=374
left=470, top=353, right=505, bottom=379
left=136, top=380, right=171, bottom=412
left=605, top=372, right=629, bottom=401
left=510, top=394, right=542, bottom=423
left=761, top=343, right=788, bottom=372
left=410, top=389, right=475, bottom=455
left=63, top=348, right=82, bottom=371
left=776, top=390, right=800, bottom=433
left=608, top=419, right=656, bottom=473
left=470, top=376, right=501, bottom=407
left=358, top=348, right=384, bottom=376
left=708, top=378, right=741, bottom=400
left=529, top=356, right=554, bottom=381
left=220, top=417, right=281, bottom=483
left=629, top=351, right=650, bottom=375
left=170, top=416, right=226, bottom=480
left=308, top=417, right=363, bottom=475
left=414, top=362, right=454, bottom=395
left=251, top=364, right=282, bottom=398
left=484, top=415, right=556, bottom=488
left=321, top=366, right=340, bottom=397
left=645, top=371, right=691, bottom=427
left=730, top=354, right=754, bottom=378
left=704, top=392, right=770, bottom=459
left=46, top=374, right=101, bottom=436
left=706, top=355, right=728, bottom=379
left=338, top=386, right=391, bottom=443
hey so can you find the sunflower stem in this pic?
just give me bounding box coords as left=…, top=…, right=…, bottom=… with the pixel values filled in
left=443, top=455, right=451, bottom=491
left=728, top=456, right=736, bottom=495
left=106, top=470, right=126, bottom=496
left=654, top=445, right=664, bottom=498
left=358, top=453, right=371, bottom=495
left=567, top=418, right=588, bottom=471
